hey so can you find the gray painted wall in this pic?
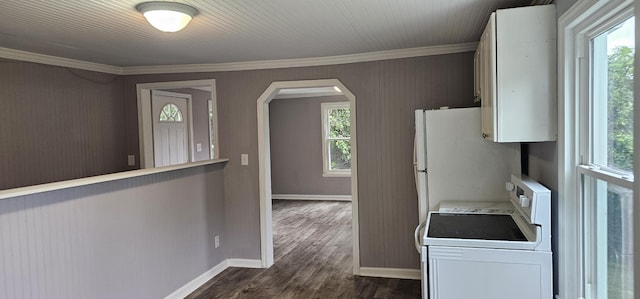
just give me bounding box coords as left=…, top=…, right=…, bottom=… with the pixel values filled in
left=163, top=88, right=212, bottom=162
left=0, top=59, right=127, bottom=190
left=0, top=163, right=226, bottom=299
left=123, top=52, right=476, bottom=269
left=528, top=142, right=558, bottom=190
left=0, top=2, right=569, bottom=278
left=269, top=96, right=351, bottom=196
left=0, top=51, right=476, bottom=271
left=0, top=62, right=217, bottom=191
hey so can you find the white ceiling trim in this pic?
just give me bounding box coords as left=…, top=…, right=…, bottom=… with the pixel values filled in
left=0, top=47, right=123, bottom=75
left=0, top=42, right=478, bottom=76
left=121, top=42, right=478, bottom=75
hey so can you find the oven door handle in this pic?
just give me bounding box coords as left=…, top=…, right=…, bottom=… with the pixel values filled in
left=414, top=221, right=426, bottom=253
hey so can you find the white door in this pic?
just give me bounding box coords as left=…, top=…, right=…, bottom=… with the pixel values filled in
left=152, top=91, right=190, bottom=167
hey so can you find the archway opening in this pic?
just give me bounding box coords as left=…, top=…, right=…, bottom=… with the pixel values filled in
left=256, top=79, right=360, bottom=274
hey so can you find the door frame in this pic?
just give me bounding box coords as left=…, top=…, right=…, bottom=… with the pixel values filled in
left=256, top=79, right=360, bottom=274
left=136, top=79, right=218, bottom=168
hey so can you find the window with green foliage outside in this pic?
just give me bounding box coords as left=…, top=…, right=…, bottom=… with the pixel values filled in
left=582, top=15, right=634, bottom=299
left=322, top=102, right=351, bottom=176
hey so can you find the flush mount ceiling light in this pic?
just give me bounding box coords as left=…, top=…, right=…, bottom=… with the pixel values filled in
left=136, top=1, right=199, bottom=33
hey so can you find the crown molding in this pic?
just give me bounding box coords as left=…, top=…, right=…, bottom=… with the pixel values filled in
left=0, top=42, right=478, bottom=76
left=0, top=47, right=123, bottom=75
left=121, top=42, right=478, bottom=75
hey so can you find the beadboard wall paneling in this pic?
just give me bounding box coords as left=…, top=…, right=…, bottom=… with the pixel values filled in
left=123, top=52, right=476, bottom=269
left=0, top=163, right=226, bottom=299
left=0, top=59, right=127, bottom=190
left=269, top=96, right=351, bottom=196
left=0, top=1, right=529, bottom=66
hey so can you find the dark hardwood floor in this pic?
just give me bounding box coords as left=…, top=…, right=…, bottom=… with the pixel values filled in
left=187, top=200, right=421, bottom=299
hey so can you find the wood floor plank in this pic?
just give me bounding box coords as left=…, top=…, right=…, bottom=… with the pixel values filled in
left=186, top=200, right=421, bottom=299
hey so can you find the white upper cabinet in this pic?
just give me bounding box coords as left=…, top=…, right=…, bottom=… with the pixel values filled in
left=476, top=5, right=557, bottom=142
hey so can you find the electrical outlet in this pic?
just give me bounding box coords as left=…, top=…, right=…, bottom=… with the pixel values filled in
left=127, top=155, right=135, bottom=166
left=196, top=143, right=202, bottom=152
left=241, top=154, right=249, bottom=165
left=214, top=235, right=220, bottom=248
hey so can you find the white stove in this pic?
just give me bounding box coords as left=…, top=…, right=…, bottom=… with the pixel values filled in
left=421, top=175, right=552, bottom=299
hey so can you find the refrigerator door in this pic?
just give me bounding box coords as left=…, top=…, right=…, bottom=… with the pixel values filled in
left=425, top=107, right=520, bottom=211
left=414, top=110, right=429, bottom=224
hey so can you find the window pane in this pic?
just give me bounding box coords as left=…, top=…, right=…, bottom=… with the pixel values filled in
left=592, top=17, right=634, bottom=173
left=209, top=106, right=215, bottom=159
left=583, top=175, right=634, bottom=298
left=329, top=140, right=351, bottom=170
left=160, top=103, right=183, bottom=122
left=328, top=108, right=350, bottom=138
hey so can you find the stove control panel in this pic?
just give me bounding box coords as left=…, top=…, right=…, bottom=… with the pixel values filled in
left=508, top=175, right=551, bottom=226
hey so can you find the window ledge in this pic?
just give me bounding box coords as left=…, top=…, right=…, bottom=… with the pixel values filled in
left=322, top=172, right=352, bottom=178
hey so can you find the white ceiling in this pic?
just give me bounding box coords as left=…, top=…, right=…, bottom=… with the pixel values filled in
left=0, top=0, right=534, bottom=67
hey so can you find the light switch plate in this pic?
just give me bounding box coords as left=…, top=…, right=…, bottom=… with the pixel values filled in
left=196, top=143, right=202, bottom=152
left=241, top=154, right=249, bottom=165
left=127, top=155, right=135, bottom=166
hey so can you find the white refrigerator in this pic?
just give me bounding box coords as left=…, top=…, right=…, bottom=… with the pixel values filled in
left=413, top=107, right=521, bottom=297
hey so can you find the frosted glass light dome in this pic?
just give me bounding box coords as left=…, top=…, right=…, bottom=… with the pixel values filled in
left=136, top=2, right=199, bottom=33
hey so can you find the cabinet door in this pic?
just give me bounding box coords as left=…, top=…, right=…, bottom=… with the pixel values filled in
left=494, top=5, right=557, bottom=142
left=477, top=5, right=556, bottom=143
left=480, top=13, right=496, bottom=140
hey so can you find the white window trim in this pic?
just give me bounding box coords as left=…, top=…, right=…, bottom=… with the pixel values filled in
left=635, top=1, right=640, bottom=298
left=321, top=101, right=351, bottom=177
left=558, top=1, right=635, bottom=298
left=578, top=165, right=634, bottom=190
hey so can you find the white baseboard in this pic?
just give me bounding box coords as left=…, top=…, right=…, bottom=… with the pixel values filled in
left=164, top=258, right=264, bottom=299
left=164, top=261, right=229, bottom=299
left=358, top=267, right=421, bottom=280
left=272, top=194, right=352, bottom=201
left=227, top=258, right=263, bottom=268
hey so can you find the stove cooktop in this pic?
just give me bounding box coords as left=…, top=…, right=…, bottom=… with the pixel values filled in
left=427, top=213, right=527, bottom=241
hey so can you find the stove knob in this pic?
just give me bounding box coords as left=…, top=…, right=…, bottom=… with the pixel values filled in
left=505, top=182, right=515, bottom=192
left=519, top=195, right=530, bottom=208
